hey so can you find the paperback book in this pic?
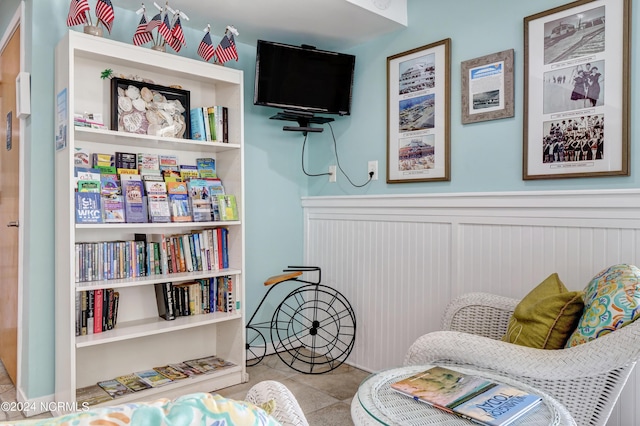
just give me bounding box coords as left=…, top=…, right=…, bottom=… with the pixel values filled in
left=188, top=179, right=213, bottom=222
left=97, top=379, right=133, bottom=398
left=391, top=366, right=542, bottom=426
left=153, top=365, right=189, bottom=381
left=75, top=384, right=113, bottom=406
left=123, top=180, right=146, bottom=223
left=115, top=374, right=152, bottom=392
left=217, top=194, right=239, bottom=221
left=167, top=181, right=192, bottom=222
left=75, top=192, right=103, bottom=224
left=135, top=369, right=174, bottom=387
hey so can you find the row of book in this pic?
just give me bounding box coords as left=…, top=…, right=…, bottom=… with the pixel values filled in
left=75, top=288, right=119, bottom=336
left=189, top=105, right=229, bottom=142
left=154, top=275, right=235, bottom=321
left=74, top=150, right=238, bottom=225
left=76, top=355, right=236, bottom=406
left=75, top=229, right=229, bottom=283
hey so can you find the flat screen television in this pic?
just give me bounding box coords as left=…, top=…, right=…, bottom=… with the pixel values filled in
left=254, top=39, right=356, bottom=116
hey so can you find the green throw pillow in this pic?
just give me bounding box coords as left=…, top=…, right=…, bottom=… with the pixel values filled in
left=502, top=273, right=584, bottom=349
left=565, top=264, right=640, bottom=347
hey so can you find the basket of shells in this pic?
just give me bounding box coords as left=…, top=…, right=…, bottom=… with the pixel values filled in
left=110, top=77, right=190, bottom=139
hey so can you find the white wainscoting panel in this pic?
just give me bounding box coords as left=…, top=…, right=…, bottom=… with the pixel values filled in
left=302, top=189, right=640, bottom=426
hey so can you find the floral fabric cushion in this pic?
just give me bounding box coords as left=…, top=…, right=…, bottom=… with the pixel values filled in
left=501, top=272, right=584, bottom=349
left=565, top=264, right=640, bottom=347
left=19, top=392, right=279, bottom=426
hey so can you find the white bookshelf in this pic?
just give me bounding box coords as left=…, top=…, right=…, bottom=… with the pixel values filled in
left=54, top=30, right=245, bottom=411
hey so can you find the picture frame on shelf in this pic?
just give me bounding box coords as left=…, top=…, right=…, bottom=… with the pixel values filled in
left=386, top=38, right=451, bottom=183
left=461, top=49, right=514, bottom=124
left=110, top=77, right=191, bottom=139
left=523, top=0, right=630, bottom=180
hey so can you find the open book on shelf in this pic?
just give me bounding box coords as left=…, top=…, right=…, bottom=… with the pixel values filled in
left=390, top=366, right=542, bottom=426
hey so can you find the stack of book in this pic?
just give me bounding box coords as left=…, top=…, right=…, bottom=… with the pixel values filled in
left=75, top=289, right=119, bottom=336
left=73, top=150, right=239, bottom=225
left=154, top=276, right=235, bottom=321
left=76, top=355, right=235, bottom=406
left=390, top=366, right=542, bottom=426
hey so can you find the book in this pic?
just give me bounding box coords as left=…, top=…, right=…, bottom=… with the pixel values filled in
left=188, top=179, right=213, bottom=222
left=154, top=282, right=175, bottom=321
left=115, top=374, right=152, bottom=392
left=153, top=365, right=188, bottom=381
left=168, top=362, right=206, bottom=377
left=217, top=194, right=239, bottom=221
left=138, top=153, right=160, bottom=173
left=202, top=107, right=212, bottom=141
left=122, top=180, right=146, bottom=223
left=115, top=151, right=137, bottom=170
left=159, top=154, right=179, bottom=171
left=196, top=158, right=216, bottom=178
left=390, top=366, right=542, bottom=426
left=179, top=164, right=200, bottom=181
left=74, top=147, right=91, bottom=167
left=97, top=379, right=133, bottom=398
left=102, top=195, right=125, bottom=223
left=77, top=179, right=101, bottom=192
left=167, top=181, right=192, bottom=222
left=75, top=384, right=113, bottom=406
left=190, top=108, right=206, bottom=141
left=92, top=153, right=114, bottom=168
left=134, top=369, right=174, bottom=387
left=145, top=181, right=171, bottom=223
left=75, top=192, right=103, bottom=224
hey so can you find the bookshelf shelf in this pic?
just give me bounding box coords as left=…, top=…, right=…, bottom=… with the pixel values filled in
left=75, top=221, right=241, bottom=230
left=75, top=268, right=243, bottom=291
left=55, top=30, right=246, bottom=411
left=76, top=311, right=242, bottom=348
left=75, top=127, right=241, bottom=152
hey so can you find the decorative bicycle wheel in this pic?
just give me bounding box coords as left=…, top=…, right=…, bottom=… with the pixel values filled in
left=271, top=284, right=356, bottom=374
left=246, top=326, right=267, bottom=367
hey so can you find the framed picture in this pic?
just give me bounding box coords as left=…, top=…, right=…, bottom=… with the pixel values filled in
left=386, top=38, right=451, bottom=183
left=461, top=49, right=514, bottom=124
left=523, top=0, right=630, bottom=180
left=110, top=78, right=190, bottom=139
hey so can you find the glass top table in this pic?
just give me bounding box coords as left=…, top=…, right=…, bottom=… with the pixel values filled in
left=351, top=365, right=576, bottom=426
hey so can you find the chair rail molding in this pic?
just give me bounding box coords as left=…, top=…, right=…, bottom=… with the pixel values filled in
left=302, top=189, right=640, bottom=426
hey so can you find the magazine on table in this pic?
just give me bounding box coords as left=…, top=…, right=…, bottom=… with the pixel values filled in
left=390, top=366, right=542, bottom=426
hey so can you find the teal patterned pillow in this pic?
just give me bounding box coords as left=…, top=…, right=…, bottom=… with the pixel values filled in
left=565, top=264, right=640, bottom=347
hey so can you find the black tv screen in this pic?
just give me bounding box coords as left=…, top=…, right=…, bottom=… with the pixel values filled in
left=254, top=40, right=355, bottom=116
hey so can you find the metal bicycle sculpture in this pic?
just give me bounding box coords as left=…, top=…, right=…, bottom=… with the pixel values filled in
left=246, top=266, right=356, bottom=374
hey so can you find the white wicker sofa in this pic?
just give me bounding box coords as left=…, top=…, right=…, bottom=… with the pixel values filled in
left=403, top=292, right=640, bottom=426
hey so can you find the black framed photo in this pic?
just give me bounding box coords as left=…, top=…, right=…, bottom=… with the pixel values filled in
left=110, top=78, right=190, bottom=139
left=523, top=0, right=631, bottom=180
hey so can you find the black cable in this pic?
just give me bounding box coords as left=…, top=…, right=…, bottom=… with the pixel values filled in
left=327, top=122, right=373, bottom=188
left=301, top=131, right=332, bottom=177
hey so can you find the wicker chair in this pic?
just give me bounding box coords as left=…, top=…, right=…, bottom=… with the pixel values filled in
left=246, top=380, right=309, bottom=426
left=403, top=292, right=640, bottom=426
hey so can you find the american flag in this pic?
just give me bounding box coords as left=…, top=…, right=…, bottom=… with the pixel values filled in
left=168, top=17, right=185, bottom=52
left=158, top=13, right=173, bottom=45
left=197, top=31, right=215, bottom=62
left=95, top=0, right=115, bottom=33
left=133, top=14, right=153, bottom=46
left=66, top=0, right=89, bottom=27
left=145, top=13, right=162, bottom=33
left=215, top=33, right=238, bottom=64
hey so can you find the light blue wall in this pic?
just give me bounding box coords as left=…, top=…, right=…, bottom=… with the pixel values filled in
left=309, top=0, right=640, bottom=195
left=2, top=0, right=637, bottom=400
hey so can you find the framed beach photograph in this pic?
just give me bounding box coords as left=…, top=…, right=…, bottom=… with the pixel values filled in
left=461, top=49, right=514, bottom=124
left=386, top=38, right=451, bottom=183
left=523, top=0, right=631, bottom=180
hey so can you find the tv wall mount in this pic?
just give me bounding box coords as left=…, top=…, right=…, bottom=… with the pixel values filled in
left=270, top=110, right=334, bottom=135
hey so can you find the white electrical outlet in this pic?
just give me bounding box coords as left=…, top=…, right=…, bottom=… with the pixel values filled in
left=368, top=160, right=378, bottom=180
left=329, top=165, right=337, bottom=182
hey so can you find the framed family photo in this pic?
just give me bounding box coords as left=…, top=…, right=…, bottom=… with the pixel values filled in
left=523, top=0, right=631, bottom=180
left=386, top=38, right=451, bottom=183
left=461, top=49, right=514, bottom=124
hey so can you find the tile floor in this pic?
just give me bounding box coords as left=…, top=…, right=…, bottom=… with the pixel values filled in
left=0, top=354, right=370, bottom=425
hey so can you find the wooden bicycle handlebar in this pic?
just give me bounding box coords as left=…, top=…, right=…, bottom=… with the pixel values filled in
left=264, top=271, right=302, bottom=286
